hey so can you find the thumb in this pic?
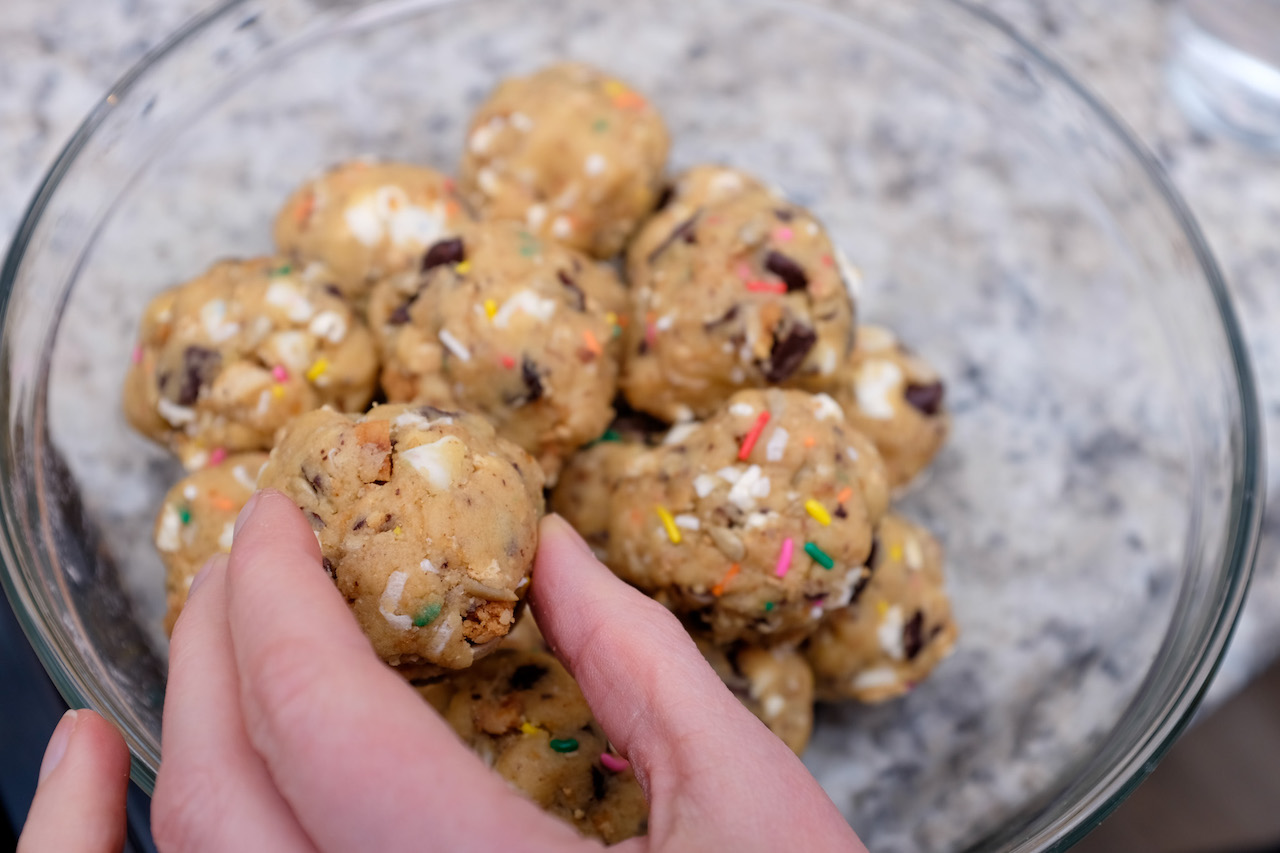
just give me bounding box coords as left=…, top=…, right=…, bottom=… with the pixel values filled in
left=18, top=710, right=130, bottom=853
left=529, top=514, right=864, bottom=851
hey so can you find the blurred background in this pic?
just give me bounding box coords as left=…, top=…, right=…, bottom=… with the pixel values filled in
left=4, top=0, right=1280, bottom=850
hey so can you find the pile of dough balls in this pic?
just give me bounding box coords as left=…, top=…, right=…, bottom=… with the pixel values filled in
left=127, top=61, right=957, bottom=843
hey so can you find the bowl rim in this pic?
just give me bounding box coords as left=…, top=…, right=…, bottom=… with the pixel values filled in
left=0, top=0, right=1263, bottom=848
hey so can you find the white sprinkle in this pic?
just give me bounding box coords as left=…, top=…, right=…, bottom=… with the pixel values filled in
left=878, top=605, right=906, bottom=660
left=254, top=389, right=272, bottom=417
left=264, top=330, right=312, bottom=371
left=654, top=314, right=674, bottom=332
left=765, top=427, right=790, bottom=462
left=308, top=310, right=348, bottom=344
left=833, top=568, right=865, bottom=608
left=812, top=393, right=844, bottom=422
left=762, top=694, right=785, bottom=719
left=400, top=435, right=468, bottom=491
left=526, top=203, right=548, bottom=229
left=716, top=466, right=742, bottom=484
left=438, top=329, right=471, bottom=361
left=492, top=290, right=557, bottom=328
left=815, top=342, right=838, bottom=376
left=744, top=511, right=772, bottom=529
left=510, top=111, right=534, bottom=132
left=728, top=464, right=770, bottom=510
left=218, top=522, right=234, bottom=551
left=663, top=422, right=699, bottom=445
left=155, top=506, right=182, bottom=552
left=584, top=153, right=607, bottom=176
left=853, top=666, right=900, bottom=691
left=672, top=404, right=695, bottom=423
left=157, top=398, right=196, bottom=427
left=729, top=402, right=756, bottom=417
left=420, top=558, right=439, bottom=574
left=693, top=474, right=718, bottom=498
left=182, top=484, right=197, bottom=501
left=904, top=537, right=924, bottom=571
left=477, top=167, right=501, bottom=196
left=379, top=570, right=413, bottom=631
left=834, top=247, right=864, bottom=299
left=845, top=445, right=860, bottom=462
left=266, top=281, right=315, bottom=323
left=232, top=465, right=258, bottom=492
left=468, top=116, right=504, bottom=154
left=855, top=360, right=904, bottom=420
left=551, top=215, right=573, bottom=239
left=674, top=514, right=701, bottom=531
left=200, top=300, right=240, bottom=342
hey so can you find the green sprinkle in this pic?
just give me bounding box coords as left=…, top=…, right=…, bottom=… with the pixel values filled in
left=178, top=507, right=192, bottom=525
left=600, top=428, right=621, bottom=443
left=549, top=738, right=580, bottom=753
left=413, top=601, right=443, bottom=627
left=612, top=324, right=621, bottom=340
left=804, top=542, right=834, bottom=570
left=271, top=264, right=293, bottom=276
left=763, top=601, right=775, bottom=612
left=592, top=118, right=609, bottom=133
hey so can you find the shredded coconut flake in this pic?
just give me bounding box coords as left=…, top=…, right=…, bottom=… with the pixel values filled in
left=155, top=506, right=182, bottom=552
left=379, top=570, right=412, bottom=631
left=492, top=290, right=557, bottom=329
left=693, top=474, right=718, bottom=498
left=674, top=514, right=700, bottom=531
left=878, top=605, right=906, bottom=660
left=853, top=666, right=900, bottom=691
left=265, top=281, right=315, bottom=323
left=855, top=360, right=904, bottom=420
left=765, top=427, right=789, bottom=462
left=727, top=465, right=770, bottom=510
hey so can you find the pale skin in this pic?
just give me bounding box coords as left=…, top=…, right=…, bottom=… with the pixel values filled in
left=19, top=490, right=867, bottom=852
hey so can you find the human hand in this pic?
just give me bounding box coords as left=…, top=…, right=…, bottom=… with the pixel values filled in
left=27, top=489, right=867, bottom=851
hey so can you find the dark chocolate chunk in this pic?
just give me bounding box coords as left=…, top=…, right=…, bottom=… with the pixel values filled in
left=421, top=237, right=465, bottom=271
left=388, top=302, right=413, bottom=325
left=903, top=611, right=926, bottom=661
left=591, top=765, right=607, bottom=801
left=763, top=324, right=816, bottom=382
left=704, top=304, right=739, bottom=331
left=321, top=556, right=336, bottom=579
left=323, top=283, right=344, bottom=299
left=508, top=663, right=548, bottom=691
left=774, top=208, right=794, bottom=222
left=904, top=381, right=945, bottom=416
left=654, top=184, right=674, bottom=212
left=646, top=212, right=700, bottom=263
left=172, top=346, right=221, bottom=406
left=306, top=511, right=326, bottom=530
left=352, top=517, right=367, bottom=531
left=834, top=504, right=848, bottom=520
left=764, top=250, right=808, bottom=292
left=866, top=537, right=879, bottom=569
left=557, top=270, right=586, bottom=311
left=520, top=357, right=544, bottom=403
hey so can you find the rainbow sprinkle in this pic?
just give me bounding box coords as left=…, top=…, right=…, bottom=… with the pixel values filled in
left=738, top=411, right=771, bottom=461
left=775, top=537, right=795, bottom=578
left=500, top=354, right=516, bottom=369
left=582, top=329, right=603, bottom=357
left=655, top=505, right=681, bottom=544
left=836, top=486, right=853, bottom=504
left=178, top=506, right=192, bottom=525
left=393, top=526, right=403, bottom=537
left=271, top=365, right=289, bottom=382
left=746, top=280, right=786, bottom=294
left=889, top=544, right=904, bottom=563
left=804, top=499, right=831, bottom=526
left=305, top=357, right=329, bottom=382
left=549, top=738, right=580, bottom=753
left=711, top=563, right=740, bottom=597
left=764, top=601, right=775, bottom=612
left=520, top=721, right=544, bottom=736
left=271, top=386, right=285, bottom=399
left=805, top=541, right=834, bottom=570
left=484, top=298, right=498, bottom=319
left=773, top=226, right=794, bottom=242
left=208, top=447, right=228, bottom=467
left=600, top=753, right=629, bottom=772
left=413, top=601, right=442, bottom=627
left=270, top=264, right=293, bottom=277
left=131, top=345, right=143, bottom=365
left=456, top=260, right=472, bottom=274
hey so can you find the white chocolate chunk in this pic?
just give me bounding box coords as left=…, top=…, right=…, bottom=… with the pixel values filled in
left=878, top=605, right=906, bottom=660
left=156, top=506, right=182, bottom=552
left=399, top=435, right=468, bottom=491
left=854, top=360, right=904, bottom=420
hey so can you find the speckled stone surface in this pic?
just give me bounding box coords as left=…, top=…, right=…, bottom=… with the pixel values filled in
left=3, top=1, right=1279, bottom=851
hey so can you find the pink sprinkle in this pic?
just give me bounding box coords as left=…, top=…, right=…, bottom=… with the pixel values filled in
left=746, top=280, right=786, bottom=294
left=271, top=365, right=289, bottom=382
left=131, top=345, right=143, bottom=365
left=208, top=447, right=228, bottom=466
left=734, top=262, right=752, bottom=280
left=600, top=753, right=629, bottom=772
left=644, top=322, right=657, bottom=348
left=775, top=537, right=795, bottom=578
left=773, top=226, right=794, bottom=242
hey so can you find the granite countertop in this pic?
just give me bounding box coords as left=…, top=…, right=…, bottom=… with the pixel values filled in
left=5, top=0, right=1280, bottom=848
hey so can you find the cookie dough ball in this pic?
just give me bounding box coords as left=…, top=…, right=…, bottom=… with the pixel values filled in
left=805, top=513, right=957, bottom=703
left=824, top=324, right=950, bottom=488
left=368, top=220, right=629, bottom=479
left=154, top=452, right=267, bottom=634
left=621, top=173, right=857, bottom=422
left=123, top=258, right=378, bottom=468
left=603, top=389, right=889, bottom=646
left=460, top=63, right=670, bottom=259
left=694, top=636, right=815, bottom=755
left=549, top=438, right=646, bottom=558
left=274, top=161, right=472, bottom=302
left=258, top=404, right=544, bottom=672
left=420, top=649, right=648, bottom=843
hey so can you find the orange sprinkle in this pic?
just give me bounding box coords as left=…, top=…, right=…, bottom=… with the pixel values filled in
left=209, top=494, right=237, bottom=512
left=582, top=329, right=603, bottom=356
left=837, top=486, right=853, bottom=503
left=445, top=199, right=461, bottom=218
left=616, top=313, right=630, bottom=328
left=293, top=191, right=315, bottom=225
left=712, top=564, right=741, bottom=597
left=614, top=91, right=647, bottom=110
left=803, top=436, right=817, bottom=448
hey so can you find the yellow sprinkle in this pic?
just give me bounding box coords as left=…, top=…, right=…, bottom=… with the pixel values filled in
left=604, top=311, right=618, bottom=327
left=603, top=80, right=626, bottom=97
left=393, top=525, right=403, bottom=537
left=804, top=499, right=831, bottom=526
left=655, top=505, right=681, bottom=544
left=456, top=260, right=472, bottom=274
left=271, top=385, right=285, bottom=399
left=889, top=544, right=904, bottom=563
left=305, top=357, right=329, bottom=382
left=520, top=721, right=543, bottom=736
left=877, top=600, right=889, bottom=617
left=484, top=298, right=497, bottom=319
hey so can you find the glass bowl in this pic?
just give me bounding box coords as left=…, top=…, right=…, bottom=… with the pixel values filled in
left=0, top=0, right=1262, bottom=850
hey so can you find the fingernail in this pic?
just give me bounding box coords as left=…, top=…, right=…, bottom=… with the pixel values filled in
left=187, top=554, right=225, bottom=597
left=38, top=710, right=78, bottom=783
left=233, top=490, right=263, bottom=538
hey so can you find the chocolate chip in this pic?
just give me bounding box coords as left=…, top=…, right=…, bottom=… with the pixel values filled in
left=352, top=517, right=367, bottom=531
left=654, top=184, right=674, bottom=211
left=903, top=611, right=926, bottom=660
left=309, top=472, right=324, bottom=493
left=321, top=556, right=336, bottom=579
left=646, top=212, right=700, bottom=263
left=508, top=664, right=548, bottom=691
left=774, top=208, right=794, bottom=222
left=306, top=510, right=326, bottom=530
left=763, top=324, right=816, bottom=382
left=171, top=346, right=221, bottom=405
left=323, top=283, right=344, bottom=299
left=704, top=305, right=739, bottom=331
left=904, top=381, right=945, bottom=416
left=389, top=302, right=412, bottom=325
left=421, top=237, right=465, bottom=271
left=637, top=338, right=649, bottom=356
left=520, top=357, right=544, bottom=403
left=764, top=250, right=808, bottom=292
left=834, top=504, right=848, bottom=520
left=591, top=765, right=607, bottom=801
left=866, top=537, right=879, bottom=569
left=557, top=270, right=586, bottom=311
